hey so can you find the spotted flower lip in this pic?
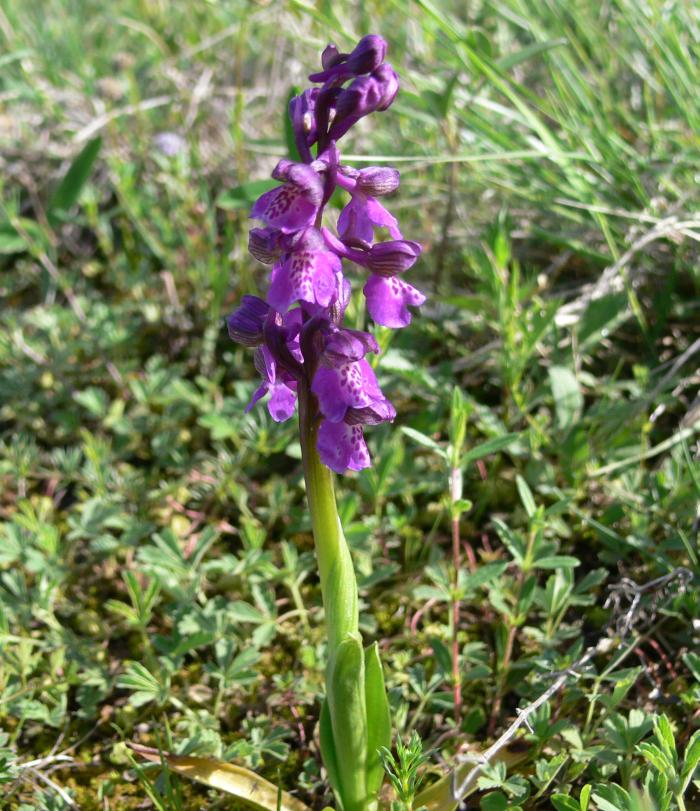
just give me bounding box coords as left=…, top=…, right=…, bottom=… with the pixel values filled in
left=312, top=358, right=386, bottom=423
left=268, top=230, right=342, bottom=313
left=364, top=273, right=426, bottom=328
left=227, top=34, right=424, bottom=473
left=250, top=162, right=324, bottom=233
left=317, top=419, right=370, bottom=473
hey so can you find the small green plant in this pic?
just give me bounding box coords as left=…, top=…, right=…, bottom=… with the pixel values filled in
left=379, top=732, right=429, bottom=811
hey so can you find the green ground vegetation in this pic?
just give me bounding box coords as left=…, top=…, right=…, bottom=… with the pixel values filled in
left=1, top=1, right=699, bottom=808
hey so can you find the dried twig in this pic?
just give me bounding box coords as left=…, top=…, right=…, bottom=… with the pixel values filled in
left=73, top=95, right=172, bottom=143
left=450, top=566, right=694, bottom=802
left=604, top=567, right=693, bottom=636
left=555, top=216, right=700, bottom=327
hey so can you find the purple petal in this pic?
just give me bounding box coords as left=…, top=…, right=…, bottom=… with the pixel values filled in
left=357, top=167, right=400, bottom=196
left=317, top=419, right=371, bottom=474
left=366, top=239, right=421, bottom=276
left=311, top=359, right=382, bottom=422
left=245, top=382, right=269, bottom=413
left=248, top=227, right=281, bottom=264
left=269, top=249, right=341, bottom=312
left=267, top=382, right=297, bottom=422
left=253, top=346, right=276, bottom=384
left=365, top=197, right=402, bottom=239
left=372, top=63, right=399, bottom=110
left=338, top=194, right=401, bottom=246
left=324, top=328, right=379, bottom=363
left=346, top=398, right=396, bottom=425
left=250, top=183, right=318, bottom=233
left=364, top=274, right=426, bottom=328
left=227, top=296, right=269, bottom=346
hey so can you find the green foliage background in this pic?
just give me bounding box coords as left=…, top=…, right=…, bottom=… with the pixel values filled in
left=0, top=0, right=699, bottom=808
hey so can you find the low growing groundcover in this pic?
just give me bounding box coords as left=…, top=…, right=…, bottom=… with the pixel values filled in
left=0, top=2, right=699, bottom=809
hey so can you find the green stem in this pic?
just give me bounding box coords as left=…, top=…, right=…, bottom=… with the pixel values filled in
left=299, top=384, right=359, bottom=654
left=299, top=383, right=370, bottom=811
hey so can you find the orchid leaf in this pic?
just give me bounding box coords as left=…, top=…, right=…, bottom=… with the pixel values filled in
left=48, top=136, right=102, bottom=218
left=328, top=634, right=368, bottom=811
left=319, top=698, right=342, bottom=801
left=128, top=744, right=310, bottom=811
left=364, top=642, right=391, bottom=799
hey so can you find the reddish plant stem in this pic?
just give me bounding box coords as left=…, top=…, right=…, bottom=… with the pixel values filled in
left=452, top=510, right=462, bottom=726
left=449, top=466, right=470, bottom=726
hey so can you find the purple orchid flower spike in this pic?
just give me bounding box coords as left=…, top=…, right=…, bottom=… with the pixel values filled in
left=222, top=35, right=426, bottom=811
left=227, top=33, right=424, bottom=474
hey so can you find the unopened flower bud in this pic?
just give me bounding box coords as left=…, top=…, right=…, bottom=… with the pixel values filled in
left=366, top=240, right=422, bottom=276
left=227, top=296, right=269, bottom=346
left=321, top=43, right=343, bottom=70
left=334, top=75, right=383, bottom=121
left=289, top=88, right=319, bottom=160
left=346, top=400, right=397, bottom=426
left=248, top=227, right=281, bottom=264
left=310, top=36, right=387, bottom=84
left=346, top=35, right=387, bottom=75
left=323, top=328, right=379, bottom=363
left=356, top=166, right=400, bottom=196
left=372, top=63, right=399, bottom=111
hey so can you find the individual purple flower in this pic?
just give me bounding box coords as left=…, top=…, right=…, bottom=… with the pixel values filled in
left=247, top=346, right=298, bottom=423
left=251, top=161, right=324, bottom=233
left=153, top=131, right=186, bottom=157
left=268, top=229, right=343, bottom=313
left=321, top=228, right=421, bottom=275
left=312, top=358, right=389, bottom=423
left=337, top=194, right=401, bottom=247
left=317, top=419, right=371, bottom=473
left=364, top=274, right=426, bottom=328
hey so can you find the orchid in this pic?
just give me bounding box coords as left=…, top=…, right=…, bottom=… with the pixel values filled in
left=161, top=35, right=425, bottom=811
left=229, top=35, right=426, bottom=811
